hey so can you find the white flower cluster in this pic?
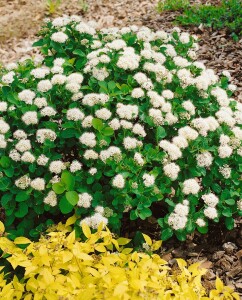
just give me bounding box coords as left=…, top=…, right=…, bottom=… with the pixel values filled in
left=168, top=201, right=189, bottom=230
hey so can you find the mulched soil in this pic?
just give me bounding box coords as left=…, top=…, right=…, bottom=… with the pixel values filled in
left=0, top=0, right=241, bottom=295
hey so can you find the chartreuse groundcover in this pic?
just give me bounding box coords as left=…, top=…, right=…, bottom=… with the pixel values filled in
left=0, top=219, right=239, bottom=300
left=0, top=16, right=241, bottom=242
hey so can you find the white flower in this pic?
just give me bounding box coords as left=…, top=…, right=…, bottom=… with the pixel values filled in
left=77, top=193, right=92, bottom=208
left=109, top=118, right=120, bottom=130
left=40, top=106, right=56, bottom=117
left=31, top=68, right=50, bottom=79
left=182, top=100, right=195, bottom=115
left=37, top=80, right=52, bottom=93
left=65, top=82, right=80, bottom=93
left=142, top=173, right=155, bottom=187
left=2, top=72, right=15, bottom=84
left=219, top=165, right=231, bottom=179
left=134, top=152, right=144, bottom=166
left=18, top=90, right=36, bottom=105
left=123, top=137, right=141, bottom=150
left=112, top=174, right=125, bottom=189
left=34, top=97, right=48, bottom=108
left=174, top=203, right=189, bottom=216
left=15, top=139, right=31, bottom=152
left=30, top=178, right=45, bottom=191
left=172, top=136, right=188, bottom=149
left=132, top=123, right=146, bottom=137
left=116, top=103, right=138, bottom=120
left=9, top=149, right=21, bottom=161
left=179, top=32, right=190, bottom=44
left=218, top=145, right=233, bottom=158
left=202, top=193, right=219, bottom=208
left=178, top=126, right=198, bottom=141
left=204, top=207, right=218, bottom=219
left=196, top=218, right=206, bottom=227
left=37, top=154, right=49, bottom=166
left=66, top=108, right=84, bottom=121
left=15, top=175, right=31, bottom=190
left=0, top=120, right=10, bottom=134
left=196, top=151, right=213, bottom=168
left=22, top=111, right=38, bottom=125
left=131, top=88, right=145, bottom=98
left=44, top=191, right=57, bottom=207
left=83, top=150, right=99, bottom=160
left=67, top=73, right=84, bottom=84
left=21, top=151, right=35, bottom=163
left=51, top=32, right=68, bottom=43
left=70, top=160, right=82, bottom=173
left=0, top=135, right=7, bottom=149
left=54, top=58, right=65, bottom=66
left=182, top=179, right=200, bottom=195
left=95, top=108, right=112, bottom=120
left=159, top=140, right=182, bottom=160
left=89, top=167, right=97, bottom=175
left=163, top=163, right=180, bottom=180
left=49, top=160, right=66, bottom=174
left=51, top=74, right=66, bottom=85
left=168, top=212, right=187, bottom=230
left=162, top=90, right=174, bottom=100
left=219, top=134, right=230, bottom=146
left=0, top=102, right=7, bottom=112
left=237, top=199, right=242, bottom=211
left=79, top=132, right=96, bottom=148
left=36, top=129, right=57, bottom=143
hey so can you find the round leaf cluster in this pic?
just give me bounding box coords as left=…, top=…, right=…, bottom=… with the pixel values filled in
left=0, top=16, right=241, bottom=239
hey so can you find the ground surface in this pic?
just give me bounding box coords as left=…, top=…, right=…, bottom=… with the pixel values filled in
left=0, top=0, right=241, bottom=295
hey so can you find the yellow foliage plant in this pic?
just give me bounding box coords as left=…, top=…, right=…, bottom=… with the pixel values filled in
left=0, top=219, right=239, bottom=300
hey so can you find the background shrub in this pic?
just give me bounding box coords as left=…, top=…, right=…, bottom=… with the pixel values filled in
left=0, top=17, right=241, bottom=240
left=176, top=0, right=242, bottom=39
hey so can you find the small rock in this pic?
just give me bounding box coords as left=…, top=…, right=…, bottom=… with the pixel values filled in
left=223, top=242, right=238, bottom=254
left=235, top=282, right=242, bottom=290
left=212, top=251, right=225, bottom=260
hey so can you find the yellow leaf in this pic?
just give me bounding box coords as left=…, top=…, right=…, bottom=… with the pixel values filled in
left=95, top=244, right=107, bottom=252
left=82, top=223, right=92, bottom=238
left=0, top=221, right=4, bottom=233
left=122, top=248, right=133, bottom=255
left=66, top=231, right=75, bottom=245
left=152, top=240, right=162, bottom=251
left=215, top=277, right=224, bottom=292
left=65, top=215, right=77, bottom=227
left=176, top=258, right=187, bottom=269
left=14, top=237, right=31, bottom=245
left=117, top=237, right=131, bottom=246
left=142, top=233, right=152, bottom=246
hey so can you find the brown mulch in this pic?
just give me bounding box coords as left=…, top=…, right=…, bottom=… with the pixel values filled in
left=0, top=0, right=241, bottom=295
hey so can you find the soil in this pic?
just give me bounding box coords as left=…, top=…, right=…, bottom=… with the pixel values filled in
left=0, top=0, right=241, bottom=296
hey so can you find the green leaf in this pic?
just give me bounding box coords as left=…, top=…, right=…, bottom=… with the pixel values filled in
left=161, top=228, right=173, bottom=241
left=138, top=208, right=152, bottom=220
left=225, top=217, right=234, bottom=230
left=130, top=210, right=138, bottom=220
left=16, top=191, right=29, bottom=202
left=15, top=202, right=28, bottom=218
left=156, top=126, right=167, bottom=140
left=197, top=226, right=208, bottom=234
left=66, top=191, right=79, bottom=206
left=1, top=193, right=12, bottom=206
left=61, top=171, right=75, bottom=191
left=52, top=182, right=66, bottom=194
left=225, top=199, right=235, bottom=206
left=108, top=81, right=116, bottom=91
left=0, top=177, right=11, bottom=191
left=175, top=231, right=187, bottom=241
left=102, top=127, right=114, bottom=136
left=0, top=156, right=11, bottom=168
left=59, top=196, right=74, bottom=214
left=92, top=118, right=104, bottom=131
left=222, top=207, right=232, bottom=217
left=73, top=49, right=86, bottom=56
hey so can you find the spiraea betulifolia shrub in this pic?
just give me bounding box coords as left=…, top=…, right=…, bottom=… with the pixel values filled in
left=0, top=16, right=241, bottom=240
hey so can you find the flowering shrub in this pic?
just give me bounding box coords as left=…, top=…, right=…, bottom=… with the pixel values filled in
left=0, top=16, right=241, bottom=240
left=0, top=221, right=239, bottom=300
